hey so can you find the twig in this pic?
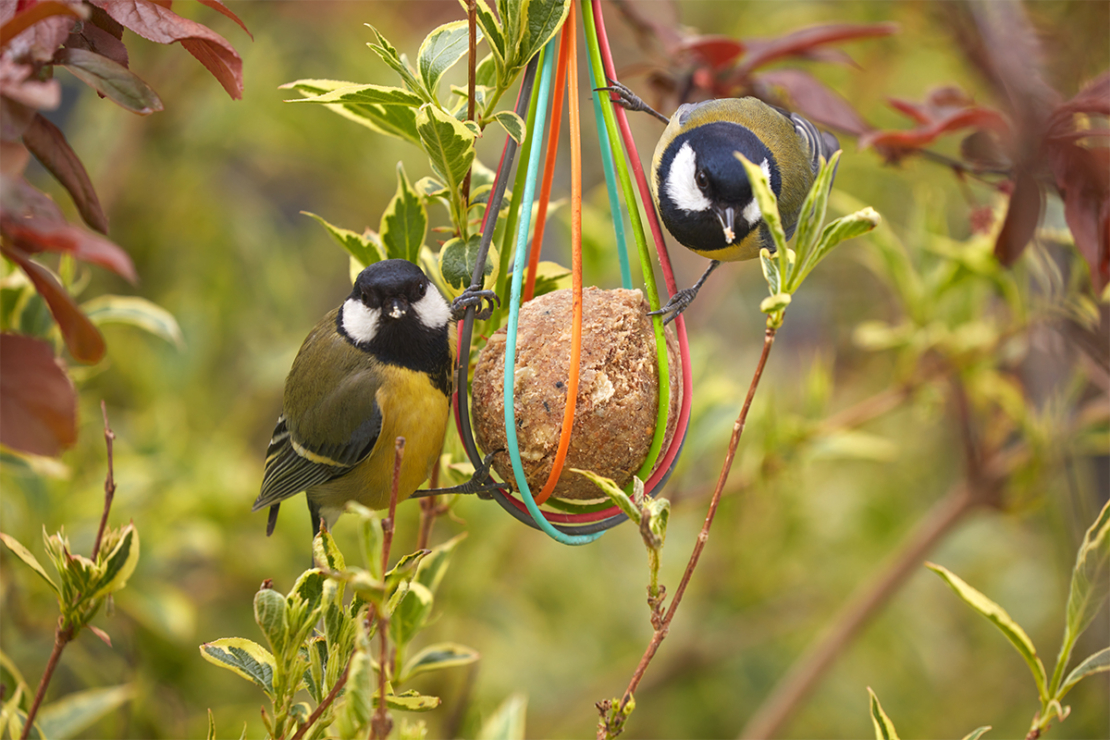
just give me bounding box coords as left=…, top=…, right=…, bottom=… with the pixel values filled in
left=20, top=620, right=73, bottom=740
left=417, top=464, right=442, bottom=551
left=370, top=438, right=405, bottom=740
left=612, top=327, right=777, bottom=725
left=290, top=657, right=352, bottom=740
left=459, top=0, right=477, bottom=212
left=92, top=401, right=116, bottom=561
left=739, top=482, right=979, bottom=739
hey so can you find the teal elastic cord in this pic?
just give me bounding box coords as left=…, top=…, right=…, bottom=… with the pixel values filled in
left=503, top=41, right=604, bottom=546
left=587, top=59, right=632, bottom=289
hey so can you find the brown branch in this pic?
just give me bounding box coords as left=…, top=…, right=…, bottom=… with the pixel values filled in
left=370, top=438, right=405, bottom=740
left=459, top=0, right=478, bottom=212
left=20, top=620, right=73, bottom=740
left=611, top=327, right=777, bottom=729
left=739, top=482, right=980, bottom=739
left=92, top=400, right=116, bottom=561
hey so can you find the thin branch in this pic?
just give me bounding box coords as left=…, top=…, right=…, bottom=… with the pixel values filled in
left=613, top=327, right=778, bottom=722
left=20, top=621, right=73, bottom=740
left=459, top=0, right=478, bottom=213
left=92, top=400, right=116, bottom=561
left=739, top=482, right=979, bottom=739
left=371, top=438, right=405, bottom=740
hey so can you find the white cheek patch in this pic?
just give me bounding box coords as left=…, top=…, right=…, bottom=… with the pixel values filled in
left=665, top=141, right=712, bottom=213
left=341, top=298, right=379, bottom=344
left=412, top=288, right=451, bottom=330
left=742, top=158, right=772, bottom=227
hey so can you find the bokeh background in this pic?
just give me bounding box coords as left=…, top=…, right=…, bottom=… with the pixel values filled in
left=2, top=2, right=1107, bottom=738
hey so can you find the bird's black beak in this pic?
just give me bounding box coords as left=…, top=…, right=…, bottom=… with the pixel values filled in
left=385, top=297, right=408, bottom=319
left=715, top=205, right=737, bottom=245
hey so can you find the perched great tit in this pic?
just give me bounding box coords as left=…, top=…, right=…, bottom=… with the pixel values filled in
left=253, top=259, right=495, bottom=537
left=607, top=84, right=839, bottom=322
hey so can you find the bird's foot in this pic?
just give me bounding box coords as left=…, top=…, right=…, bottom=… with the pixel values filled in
left=451, top=287, right=500, bottom=321
left=595, top=78, right=670, bottom=124
left=414, top=451, right=503, bottom=499
left=647, top=288, right=700, bottom=326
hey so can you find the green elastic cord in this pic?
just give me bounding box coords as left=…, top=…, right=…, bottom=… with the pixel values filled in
left=587, top=58, right=632, bottom=289
left=503, top=42, right=603, bottom=546
left=581, top=0, right=671, bottom=488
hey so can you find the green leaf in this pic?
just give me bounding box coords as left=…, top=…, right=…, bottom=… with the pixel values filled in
left=313, top=525, right=346, bottom=571
left=291, top=569, right=326, bottom=614
left=439, top=234, right=493, bottom=292
left=81, top=295, right=184, bottom=349
left=384, top=691, right=442, bottom=712
left=200, top=638, right=276, bottom=696
left=253, top=587, right=288, bottom=657
left=415, top=103, right=477, bottom=200
left=0, top=532, right=58, bottom=593
left=37, top=684, right=134, bottom=740
left=517, top=0, right=571, bottom=69
left=790, top=151, right=840, bottom=272
left=346, top=502, right=384, bottom=580
left=926, top=562, right=1049, bottom=701
left=810, top=430, right=899, bottom=462
left=488, top=110, right=525, bottom=144
left=418, top=21, right=481, bottom=97
left=56, top=48, right=163, bottom=115
left=303, top=211, right=383, bottom=268
left=282, top=79, right=421, bottom=145
left=1, top=684, right=26, bottom=740
left=366, top=25, right=430, bottom=102
left=760, top=292, right=792, bottom=314
left=336, top=646, right=374, bottom=737
left=89, top=523, right=139, bottom=600
left=867, top=687, right=900, bottom=740
left=380, top=163, right=427, bottom=263
left=477, top=692, right=527, bottom=740
left=385, top=549, right=429, bottom=594
left=414, top=532, right=466, bottom=595
left=401, top=642, right=479, bottom=682
left=960, top=727, right=992, bottom=740
left=1060, top=647, right=1110, bottom=697
left=390, top=581, right=434, bottom=648
left=207, top=708, right=216, bottom=740
left=288, top=82, right=423, bottom=108
left=736, top=153, right=788, bottom=261
left=789, top=206, right=881, bottom=290
left=496, top=0, right=524, bottom=70
left=644, top=495, right=670, bottom=549
left=1063, top=500, right=1110, bottom=661
left=570, top=468, right=641, bottom=524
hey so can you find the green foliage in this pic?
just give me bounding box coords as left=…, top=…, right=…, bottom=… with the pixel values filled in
left=200, top=508, right=477, bottom=739
left=927, top=499, right=1110, bottom=738
left=866, top=687, right=899, bottom=740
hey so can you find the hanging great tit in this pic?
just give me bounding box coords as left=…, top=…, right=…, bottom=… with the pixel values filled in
left=605, top=82, right=839, bottom=322
left=254, top=259, right=497, bottom=537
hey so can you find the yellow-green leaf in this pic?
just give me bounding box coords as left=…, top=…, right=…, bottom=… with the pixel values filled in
left=303, top=211, right=383, bottom=269
left=380, top=163, right=427, bottom=263
left=477, top=692, right=527, bottom=740
left=37, top=684, right=134, bottom=740
left=926, top=562, right=1048, bottom=700
left=81, top=295, right=184, bottom=349
left=570, top=468, right=640, bottom=524
left=0, top=532, right=58, bottom=593
left=401, top=642, right=479, bottom=682
left=415, top=104, right=477, bottom=199
left=199, top=638, right=275, bottom=696
left=287, top=82, right=422, bottom=107
left=867, top=687, right=900, bottom=740
left=488, top=110, right=525, bottom=144
left=418, top=21, right=481, bottom=96
left=960, top=726, right=992, bottom=740
left=1060, top=646, right=1110, bottom=697
left=89, top=523, right=139, bottom=600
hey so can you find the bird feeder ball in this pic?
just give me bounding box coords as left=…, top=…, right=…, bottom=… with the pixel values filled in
left=472, top=287, right=682, bottom=501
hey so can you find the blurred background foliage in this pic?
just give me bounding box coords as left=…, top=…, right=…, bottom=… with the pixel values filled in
left=1, top=1, right=1107, bottom=738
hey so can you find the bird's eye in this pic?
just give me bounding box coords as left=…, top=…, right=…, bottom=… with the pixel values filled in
left=362, top=289, right=379, bottom=307
left=695, top=169, right=708, bottom=190
left=411, top=281, right=427, bottom=301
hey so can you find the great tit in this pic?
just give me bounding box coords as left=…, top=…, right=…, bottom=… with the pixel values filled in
left=606, top=84, right=839, bottom=322
left=253, top=259, right=494, bottom=537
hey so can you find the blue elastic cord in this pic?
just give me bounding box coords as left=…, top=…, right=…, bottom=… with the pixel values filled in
left=503, top=41, right=604, bottom=546
left=586, top=60, right=632, bottom=289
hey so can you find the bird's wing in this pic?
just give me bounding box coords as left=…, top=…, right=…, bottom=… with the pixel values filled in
left=253, top=334, right=385, bottom=511
left=789, top=112, right=840, bottom=174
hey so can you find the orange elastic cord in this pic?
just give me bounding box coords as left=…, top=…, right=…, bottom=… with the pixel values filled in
left=523, top=5, right=572, bottom=303
left=534, top=0, right=582, bottom=506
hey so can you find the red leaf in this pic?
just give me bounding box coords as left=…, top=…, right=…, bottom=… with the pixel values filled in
left=63, top=13, right=129, bottom=68
left=0, top=57, right=62, bottom=111
left=1, top=215, right=135, bottom=282
left=994, top=171, right=1044, bottom=267
left=0, top=1, right=85, bottom=57
left=89, top=624, right=113, bottom=646
left=196, top=0, right=252, bottom=41
left=2, top=246, right=106, bottom=363
left=0, top=333, right=77, bottom=456
left=90, top=0, right=243, bottom=99
left=1051, top=143, right=1110, bottom=291
left=22, top=113, right=109, bottom=233
left=758, top=68, right=871, bottom=136
left=736, top=22, right=899, bottom=78
left=678, top=35, right=744, bottom=71
left=861, top=106, right=1011, bottom=156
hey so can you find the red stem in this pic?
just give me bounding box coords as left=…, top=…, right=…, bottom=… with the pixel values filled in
left=20, top=621, right=73, bottom=740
